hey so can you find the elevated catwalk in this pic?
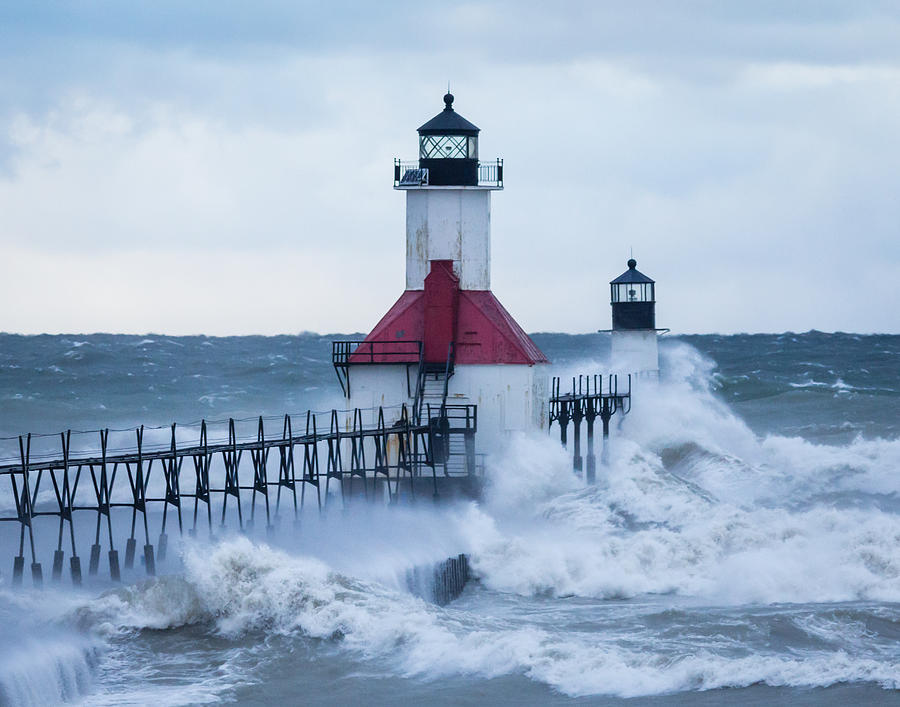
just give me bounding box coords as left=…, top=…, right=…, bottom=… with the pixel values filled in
left=0, top=403, right=477, bottom=587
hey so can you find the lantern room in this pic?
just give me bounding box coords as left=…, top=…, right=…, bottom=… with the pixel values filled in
left=610, top=259, right=656, bottom=330
left=416, top=93, right=480, bottom=186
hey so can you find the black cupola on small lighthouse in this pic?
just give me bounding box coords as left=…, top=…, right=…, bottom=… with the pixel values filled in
left=608, top=259, right=661, bottom=374
left=610, top=259, right=655, bottom=330
left=416, top=93, right=481, bottom=186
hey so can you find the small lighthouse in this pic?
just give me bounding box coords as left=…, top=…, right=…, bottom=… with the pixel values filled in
left=335, top=93, right=549, bottom=450
left=609, top=259, right=661, bottom=375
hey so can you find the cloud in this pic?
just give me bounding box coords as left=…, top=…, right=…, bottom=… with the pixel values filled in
left=0, top=1, right=898, bottom=334
left=0, top=245, right=398, bottom=335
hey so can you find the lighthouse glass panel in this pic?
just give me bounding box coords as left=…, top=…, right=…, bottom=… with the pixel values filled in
left=611, top=283, right=654, bottom=303
left=420, top=134, right=474, bottom=159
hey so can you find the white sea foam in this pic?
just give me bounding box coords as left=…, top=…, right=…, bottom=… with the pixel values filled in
left=0, top=637, right=96, bottom=706
left=68, top=537, right=900, bottom=698
left=463, top=343, right=900, bottom=605
left=7, top=339, right=900, bottom=700
left=467, top=441, right=900, bottom=604
left=0, top=591, right=100, bottom=706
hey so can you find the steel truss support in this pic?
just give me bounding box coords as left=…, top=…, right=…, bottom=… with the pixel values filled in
left=549, top=374, right=632, bottom=483
left=0, top=403, right=478, bottom=587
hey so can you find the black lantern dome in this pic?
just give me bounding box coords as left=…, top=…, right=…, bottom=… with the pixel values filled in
left=417, top=93, right=480, bottom=186
left=610, top=259, right=656, bottom=330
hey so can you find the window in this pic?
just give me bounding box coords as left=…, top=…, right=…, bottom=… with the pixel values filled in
left=611, top=283, right=654, bottom=303
left=420, top=134, right=474, bottom=159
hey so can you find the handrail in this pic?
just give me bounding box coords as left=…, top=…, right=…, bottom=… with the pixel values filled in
left=332, top=340, right=423, bottom=398
left=332, top=340, right=422, bottom=366
left=429, top=403, right=476, bottom=432
left=412, top=341, right=456, bottom=425
left=477, top=158, right=503, bottom=187
left=413, top=345, right=427, bottom=424
left=441, top=341, right=455, bottom=405
left=393, top=158, right=503, bottom=187
left=548, top=373, right=633, bottom=428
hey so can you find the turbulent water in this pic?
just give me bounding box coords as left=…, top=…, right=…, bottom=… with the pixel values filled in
left=0, top=331, right=899, bottom=705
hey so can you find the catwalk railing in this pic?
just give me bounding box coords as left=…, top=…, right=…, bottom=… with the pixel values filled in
left=0, top=402, right=478, bottom=588
left=392, top=159, right=504, bottom=187
left=332, top=340, right=423, bottom=398
left=549, top=374, right=631, bottom=482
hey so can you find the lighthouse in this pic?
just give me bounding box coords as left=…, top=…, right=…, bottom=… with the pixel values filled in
left=609, top=258, right=662, bottom=375
left=334, top=93, right=549, bottom=450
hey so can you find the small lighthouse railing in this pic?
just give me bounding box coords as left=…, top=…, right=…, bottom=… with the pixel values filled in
left=393, top=158, right=503, bottom=187
left=549, top=374, right=632, bottom=483
left=477, top=159, right=503, bottom=187
left=332, top=340, right=423, bottom=397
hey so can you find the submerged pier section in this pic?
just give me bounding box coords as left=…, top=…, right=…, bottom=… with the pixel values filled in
left=0, top=403, right=478, bottom=588
left=549, top=374, right=632, bottom=482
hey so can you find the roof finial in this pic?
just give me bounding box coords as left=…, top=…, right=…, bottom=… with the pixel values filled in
left=443, top=84, right=454, bottom=110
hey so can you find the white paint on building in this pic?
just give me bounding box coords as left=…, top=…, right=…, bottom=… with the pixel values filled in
left=405, top=187, right=492, bottom=291
left=347, top=362, right=548, bottom=450
left=611, top=330, right=659, bottom=375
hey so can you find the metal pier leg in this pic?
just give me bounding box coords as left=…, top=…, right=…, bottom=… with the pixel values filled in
left=601, top=401, right=612, bottom=466
left=125, top=494, right=137, bottom=567
left=13, top=435, right=42, bottom=587
left=585, top=417, right=596, bottom=484
left=70, top=555, right=82, bottom=586
left=157, top=532, right=168, bottom=562
left=572, top=413, right=583, bottom=474
left=12, top=527, right=24, bottom=586
left=89, top=512, right=101, bottom=576
left=125, top=536, right=136, bottom=570
left=52, top=517, right=65, bottom=582
left=100, top=432, right=120, bottom=582
left=108, top=549, right=120, bottom=583
left=52, top=549, right=64, bottom=582
left=61, top=432, right=81, bottom=586
left=132, top=427, right=155, bottom=576
left=144, top=543, right=156, bottom=576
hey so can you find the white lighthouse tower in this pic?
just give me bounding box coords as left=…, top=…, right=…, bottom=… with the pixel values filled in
left=609, top=258, right=662, bottom=375
left=334, top=93, right=549, bottom=449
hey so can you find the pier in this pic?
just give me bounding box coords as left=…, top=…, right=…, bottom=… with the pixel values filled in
left=549, top=374, right=632, bottom=482
left=0, top=403, right=477, bottom=588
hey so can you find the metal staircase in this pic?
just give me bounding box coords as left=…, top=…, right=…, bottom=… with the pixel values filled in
left=411, top=344, right=479, bottom=477
left=443, top=432, right=471, bottom=477
left=413, top=343, right=455, bottom=425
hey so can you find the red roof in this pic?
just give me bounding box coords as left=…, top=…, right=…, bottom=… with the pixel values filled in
left=360, top=289, right=549, bottom=365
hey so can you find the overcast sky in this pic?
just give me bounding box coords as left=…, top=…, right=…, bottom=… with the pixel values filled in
left=0, top=1, right=898, bottom=335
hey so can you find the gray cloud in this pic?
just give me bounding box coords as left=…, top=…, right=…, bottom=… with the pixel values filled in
left=0, top=1, right=897, bottom=334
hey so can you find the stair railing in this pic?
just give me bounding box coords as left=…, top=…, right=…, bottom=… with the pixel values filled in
left=412, top=345, right=427, bottom=425
left=441, top=342, right=455, bottom=407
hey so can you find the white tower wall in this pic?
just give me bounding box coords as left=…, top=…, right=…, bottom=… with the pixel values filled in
left=347, top=363, right=548, bottom=450
left=405, top=188, right=491, bottom=290
left=611, top=330, right=659, bottom=375
left=347, top=365, right=414, bottom=417
left=445, top=365, right=548, bottom=447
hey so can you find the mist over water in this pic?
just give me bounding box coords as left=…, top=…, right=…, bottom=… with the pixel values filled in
left=1, top=332, right=899, bottom=705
